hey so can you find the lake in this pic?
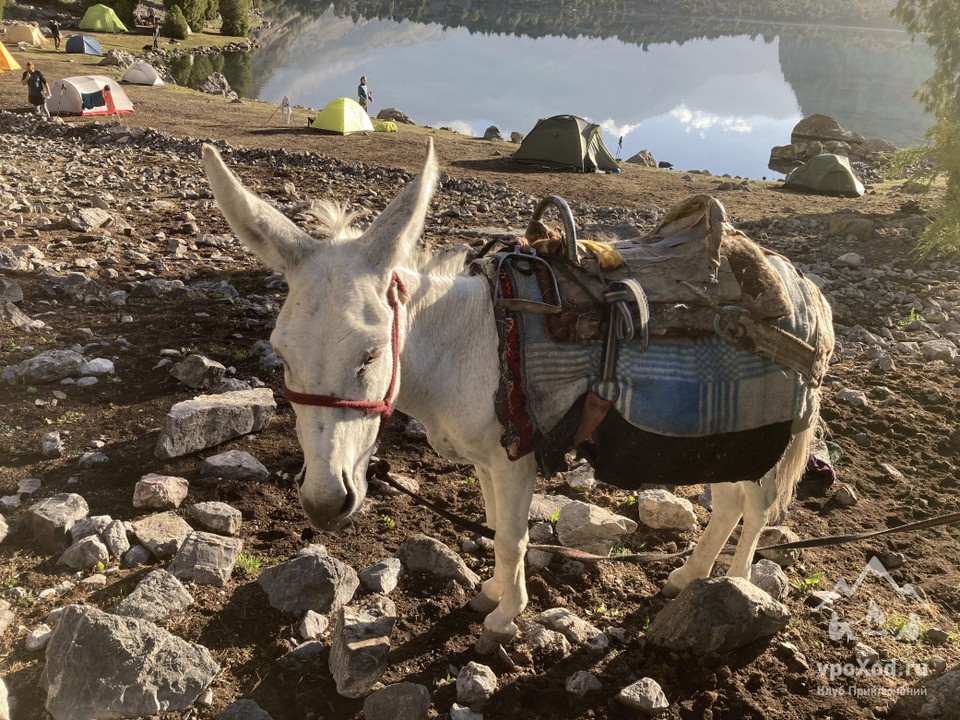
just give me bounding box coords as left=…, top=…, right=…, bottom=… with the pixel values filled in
left=181, top=1, right=936, bottom=179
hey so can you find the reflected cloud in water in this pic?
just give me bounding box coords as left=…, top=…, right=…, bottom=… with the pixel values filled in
left=251, top=7, right=930, bottom=179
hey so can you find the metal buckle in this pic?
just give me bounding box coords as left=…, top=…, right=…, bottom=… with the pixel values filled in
left=713, top=305, right=750, bottom=342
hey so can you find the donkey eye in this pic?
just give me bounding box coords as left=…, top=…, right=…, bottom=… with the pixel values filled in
left=357, top=347, right=383, bottom=376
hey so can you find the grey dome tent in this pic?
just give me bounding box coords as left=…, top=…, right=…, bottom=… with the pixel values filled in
left=512, top=114, right=619, bottom=172
left=783, top=153, right=865, bottom=197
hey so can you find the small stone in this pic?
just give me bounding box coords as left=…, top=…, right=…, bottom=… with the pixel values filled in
left=616, top=677, right=669, bottom=714
left=360, top=558, right=404, bottom=594
left=25, top=624, right=53, bottom=651
left=854, top=642, right=880, bottom=665
left=133, top=473, right=189, bottom=510
left=42, top=431, right=63, bottom=458
left=457, top=661, right=497, bottom=707
left=834, top=484, right=859, bottom=506
left=300, top=610, right=329, bottom=640
left=565, top=670, right=602, bottom=697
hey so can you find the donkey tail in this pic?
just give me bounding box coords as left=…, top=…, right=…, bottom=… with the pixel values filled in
left=769, top=401, right=821, bottom=524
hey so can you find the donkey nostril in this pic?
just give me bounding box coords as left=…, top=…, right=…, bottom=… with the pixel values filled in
left=295, top=467, right=306, bottom=488
left=340, top=470, right=356, bottom=517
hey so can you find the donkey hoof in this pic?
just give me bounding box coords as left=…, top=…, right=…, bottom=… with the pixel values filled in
left=474, top=627, right=515, bottom=655
left=468, top=593, right=499, bottom=614
left=661, top=580, right=683, bottom=598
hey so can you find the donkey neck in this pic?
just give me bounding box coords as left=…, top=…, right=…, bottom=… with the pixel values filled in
left=393, top=267, right=498, bottom=424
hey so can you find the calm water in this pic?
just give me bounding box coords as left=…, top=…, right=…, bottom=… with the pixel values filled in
left=192, top=3, right=936, bottom=179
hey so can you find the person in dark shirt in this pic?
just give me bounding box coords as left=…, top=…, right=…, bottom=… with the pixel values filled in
left=21, top=62, right=51, bottom=118
left=357, top=76, right=372, bottom=113
left=48, top=19, right=61, bottom=51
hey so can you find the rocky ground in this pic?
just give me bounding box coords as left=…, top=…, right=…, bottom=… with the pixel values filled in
left=1, top=36, right=960, bottom=720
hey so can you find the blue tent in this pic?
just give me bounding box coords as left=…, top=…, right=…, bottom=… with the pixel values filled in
left=65, top=35, right=102, bottom=55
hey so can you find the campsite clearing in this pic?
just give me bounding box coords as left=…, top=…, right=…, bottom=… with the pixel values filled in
left=1, top=30, right=956, bottom=720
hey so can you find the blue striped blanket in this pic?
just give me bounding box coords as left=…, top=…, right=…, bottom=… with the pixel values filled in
left=508, top=253, right=821, bottom=438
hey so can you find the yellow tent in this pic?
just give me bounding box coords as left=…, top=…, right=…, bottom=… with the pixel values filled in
left=79, top=4, right=128, bottom=33
left=309, top=97, right=375, bottom=135
left=0, top=41, right=21, bottom=74
left=5, top=24, right=47, bottom=46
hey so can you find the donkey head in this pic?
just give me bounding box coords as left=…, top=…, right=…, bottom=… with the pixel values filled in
left=203, top=142, right=438, bottom=529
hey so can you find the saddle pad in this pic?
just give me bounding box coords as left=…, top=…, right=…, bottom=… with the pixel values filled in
left=493, top=253, right=822, bottom=458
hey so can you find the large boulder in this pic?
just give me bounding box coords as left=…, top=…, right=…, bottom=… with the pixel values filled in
left=791, top=113, right=864, bottom=145
left=41, top=605, right=219, bottom=720
left=646, top=577, right=790, bottom=654
left=154, top=388, right=276, bottom=458
left=376, top=107, right=414, bottom=124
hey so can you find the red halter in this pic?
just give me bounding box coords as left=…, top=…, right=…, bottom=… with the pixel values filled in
left=281, top=272, right=407, bottom=427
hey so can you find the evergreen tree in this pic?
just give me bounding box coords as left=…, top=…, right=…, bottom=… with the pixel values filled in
left=163, top=0, right=211, bottom=32
left=163, top=4, right=191, bottom=39
left=219, top=0, right=252, bottom=37
left=893, top=0, right=960, bottom=253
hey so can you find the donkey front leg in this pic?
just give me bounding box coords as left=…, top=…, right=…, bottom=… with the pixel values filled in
left=470, top=455, right=536, bottom=652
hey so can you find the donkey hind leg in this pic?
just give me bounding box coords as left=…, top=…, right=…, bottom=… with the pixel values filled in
left=663, top=423, right=813, bottom=597
left=726, top=420, right=814, bottom=579
left=663, top=481, right=744, bottom=597
left=471, top=454, right=536, bottom=652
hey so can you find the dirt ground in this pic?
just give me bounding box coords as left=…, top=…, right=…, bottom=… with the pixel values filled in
left=1, top=38, right=960, bottom=720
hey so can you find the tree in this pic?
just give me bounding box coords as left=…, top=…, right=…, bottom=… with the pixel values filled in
left=219, top=0, right=252, bottom=37
left=163, top=4, right=191, bottom=40
left=163, top=0, right=212, bottom=32
left=892, top=0, right=960, bottom=253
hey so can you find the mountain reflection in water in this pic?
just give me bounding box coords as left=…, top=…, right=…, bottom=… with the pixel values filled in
left=193, top=1, right=936, bottom=179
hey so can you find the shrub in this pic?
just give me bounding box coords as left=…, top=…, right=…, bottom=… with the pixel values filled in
left=163, top=0, right=211, bottom=32
left=219, top=0, right=252, bottom=37
left=163, top=4, right=191, bottom=40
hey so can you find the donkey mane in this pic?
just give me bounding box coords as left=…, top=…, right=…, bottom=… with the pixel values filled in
left=306, top=199, right=471, bottom=279
left=305, top=200, right=365, bottom=243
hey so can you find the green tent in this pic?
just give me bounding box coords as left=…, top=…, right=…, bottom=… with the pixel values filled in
left=309, top=97, right=375, bottom=135
left=512, top=114, right=619, bottom=172
left=79, top=4, right=128, bottom=33
left=783, top=153, right=865, bottom=197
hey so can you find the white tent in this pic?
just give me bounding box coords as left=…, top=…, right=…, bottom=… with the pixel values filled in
left=49, top=75, right=133, bottom=116
left=121, top=61, right=164, bottom=86
left=5, top=24, right=47, bottom=46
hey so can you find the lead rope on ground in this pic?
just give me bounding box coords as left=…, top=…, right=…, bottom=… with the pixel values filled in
left=372, top=463, right=960, bottom=566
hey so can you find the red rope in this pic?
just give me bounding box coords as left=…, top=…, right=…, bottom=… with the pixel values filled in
left=281, top=272, right=406, bottom=425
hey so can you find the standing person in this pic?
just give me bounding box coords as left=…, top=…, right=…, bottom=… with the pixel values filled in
left=21, top=62, right=51, bottom=118
left=357, top=75, right=372, bottom=113
left=103, top=85, right=116, bottom=116
left=48, top=19, right=61, bottom=52
left=152, top=17, right=160, bottom=50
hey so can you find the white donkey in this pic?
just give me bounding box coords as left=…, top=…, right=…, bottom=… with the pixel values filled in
left=203, top=141, right=833, bottom=649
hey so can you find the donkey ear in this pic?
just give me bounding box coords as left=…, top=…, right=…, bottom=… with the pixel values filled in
left=202, top=144, right=312, bottom=274
left=362, top=139, right=438, bottom=269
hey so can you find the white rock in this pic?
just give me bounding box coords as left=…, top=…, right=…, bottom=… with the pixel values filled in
left=634, top=489, right=697, bottom=531
left=25, top=623, right=52, bottom=651
left=565, top=670, right=602, bottom=697
left=456, top=661, right=497, bottom=707
left=616, top=677, right=669, bottom=714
